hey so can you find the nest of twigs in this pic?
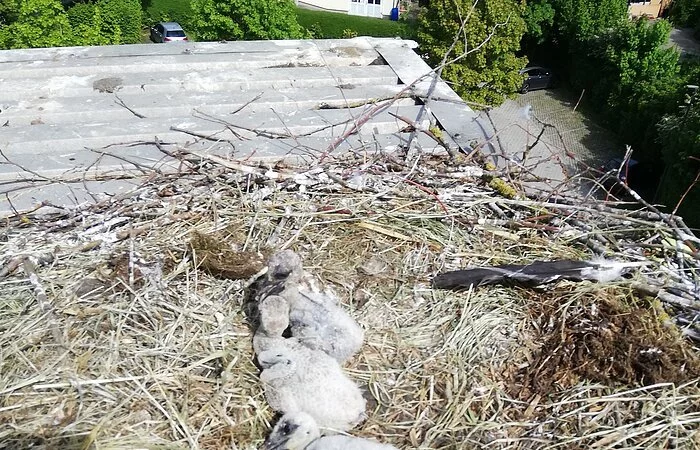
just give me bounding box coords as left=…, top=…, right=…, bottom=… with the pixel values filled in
left=1, top=145, right=699, bottom=449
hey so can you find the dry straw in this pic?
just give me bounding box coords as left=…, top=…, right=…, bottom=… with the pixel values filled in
left=1, top=143, right=699, bottom=449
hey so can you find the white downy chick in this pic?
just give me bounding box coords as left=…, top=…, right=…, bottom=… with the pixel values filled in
left=261, top=250, right=364, bottom=363
left=254, top=294, right=292, bottom=355
left=263, top=412, right=398, bottom=450
left=257, top=345, right=366, bottom=432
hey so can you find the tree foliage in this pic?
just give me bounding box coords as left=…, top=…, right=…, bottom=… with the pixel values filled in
left=97, top=0, right=142, bottom=44
left=0, top=0, right=20, bottom=27
left=418, top=0, right=527, bottom=106
left=189, top=0, right=304, bottom=41
left=523, top=0, right=554, bottom=45
left=657, top=85, right=700, bottom=224
left=552, top=0, right=628, bottom=43
left=0, top=0, right=74, bottom=49
left=69, top=3, right=122, bottom=46
left=670, top=0, right=700, bottom=29
left=578, top=19, right=680, bottom=124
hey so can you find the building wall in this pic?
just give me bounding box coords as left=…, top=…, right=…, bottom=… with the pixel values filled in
left=297, top=0, right=394, bottom=17
left=297, top=0, right=350, bottom=13
left=628, top=0, right=671, bottom=19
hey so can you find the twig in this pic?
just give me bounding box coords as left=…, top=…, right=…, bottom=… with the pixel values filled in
left=230, top=92, right=264, bottom=115
left=573, top=89, right=585, bottom=112
left=22, top=258, right=64, bottom=347
left=114, top=94, right=147, bottom=119
left=672, top=162, right=700, bottom=216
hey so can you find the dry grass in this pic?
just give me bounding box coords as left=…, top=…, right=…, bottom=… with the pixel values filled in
left=1, top=149, right=699, bottom=449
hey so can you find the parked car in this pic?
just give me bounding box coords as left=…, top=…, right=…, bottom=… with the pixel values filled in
left=519, top=66, right=555, bottom=93
left=598, top=157, right=640, bottom=197
left=150, top=22, right=188, bottom=43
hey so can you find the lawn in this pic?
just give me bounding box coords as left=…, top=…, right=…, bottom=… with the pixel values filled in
left=140, top=0, right=414, bottom=40
left=296, top=7, right=414, bottom=39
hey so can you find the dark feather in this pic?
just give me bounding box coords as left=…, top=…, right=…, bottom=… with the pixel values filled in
left=433, top=260, right=600, bottom=289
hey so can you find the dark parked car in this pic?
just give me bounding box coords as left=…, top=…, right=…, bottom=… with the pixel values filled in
left=598, top=158, right=639, bottom=197
left=150, top=22, right=188, bottom=43
left=519, top=66, right=555, bottom=93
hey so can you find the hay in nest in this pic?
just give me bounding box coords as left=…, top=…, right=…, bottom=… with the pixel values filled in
left=1, top=147, right=699, bottom=449
left=505, top=285, right=700, bottom=399
left=189, top=230, right=269, bottom=280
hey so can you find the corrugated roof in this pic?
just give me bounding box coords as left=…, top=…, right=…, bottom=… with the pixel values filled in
left=0, top=37, right=484, bottom=216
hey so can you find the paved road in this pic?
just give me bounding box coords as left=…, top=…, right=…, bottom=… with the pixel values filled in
left=478, top=88, right=620, bottom=197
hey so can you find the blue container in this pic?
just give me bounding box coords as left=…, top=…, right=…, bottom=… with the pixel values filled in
left=390, top=7, right=399, bottom=21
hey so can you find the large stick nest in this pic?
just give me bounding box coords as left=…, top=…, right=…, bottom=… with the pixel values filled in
left=1, top=148, right=699, bottom=449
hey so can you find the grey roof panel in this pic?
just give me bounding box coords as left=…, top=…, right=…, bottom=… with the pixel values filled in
left=0, top=37, right=478, bottom=216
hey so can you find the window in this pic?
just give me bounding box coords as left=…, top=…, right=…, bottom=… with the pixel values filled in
left=167, top=30, right=186, bottom=37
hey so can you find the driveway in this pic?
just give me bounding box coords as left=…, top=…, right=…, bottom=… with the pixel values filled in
left=477, top=88, right=620, bottom=197
left=669, top=28, right=700, bottom=57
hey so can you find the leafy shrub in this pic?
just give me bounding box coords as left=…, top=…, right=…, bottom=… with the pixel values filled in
left=418, top=0, right=527, bottom=106
left=342, top=28, right=358, bottom=38
left=307, top=22, right=323, bottom=39
left=98, top=0, right=142, bottom=44
left=67, top=2, right=96, bottom=29
left=0, top=0, right=74, bottom=49
left=190, top=0, right=304, bottom=41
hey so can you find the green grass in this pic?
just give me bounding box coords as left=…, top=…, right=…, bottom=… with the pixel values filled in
left=140, top=0, right=415, bottom=40
left=295, top=8, right=414, bottom=39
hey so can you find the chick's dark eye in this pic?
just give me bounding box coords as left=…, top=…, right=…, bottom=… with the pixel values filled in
left=282, top=423, right=292, bottom=434
left=273, top=269, right=290, bottom=279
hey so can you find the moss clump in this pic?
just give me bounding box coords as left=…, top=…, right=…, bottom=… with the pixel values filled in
left=429, top=126, right=443, bottom=139
left=482, top=161, right=518, bottom=199
left=488, top=177, right=518, bottom=199
left=190, top=230, right=269, bottom=279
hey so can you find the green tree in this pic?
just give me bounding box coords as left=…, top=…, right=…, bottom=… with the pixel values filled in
left=0, top=0, right=74, bottom=49
left=97, top=0, right=142, bottom=44
left=523, top=0, right=555, bottom=45
left=657, top=85, right=700, bottom=225
left=69, top=3, right=122, bottom=46
left=669, top=0, right=700, bottom=28
left=552, top=0, right=628, bottom=43
left=189, top=0, right=304, bottom=41
left=418, top=0, right=527, bottom=106
left=0, top=0, right=20, bottom=27
left=574, top=19, right=680, bottom=164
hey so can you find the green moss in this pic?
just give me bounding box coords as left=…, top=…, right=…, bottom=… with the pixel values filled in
left=488, top=177, right=518, bottom=199
left=429, top=125, right=443, bottom=139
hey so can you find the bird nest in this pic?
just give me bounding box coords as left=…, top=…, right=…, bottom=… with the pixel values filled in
left=1, top=146, right=699, bottom=449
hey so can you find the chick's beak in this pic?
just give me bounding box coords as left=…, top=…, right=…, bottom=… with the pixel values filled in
left=262, top=434, right=288, bottom=450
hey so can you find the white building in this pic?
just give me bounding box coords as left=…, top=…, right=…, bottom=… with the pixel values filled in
left=298, top=0, right=395, bottom=19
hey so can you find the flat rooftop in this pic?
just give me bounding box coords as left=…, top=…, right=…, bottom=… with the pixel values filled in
left=0, top=37, right=484, bottom=216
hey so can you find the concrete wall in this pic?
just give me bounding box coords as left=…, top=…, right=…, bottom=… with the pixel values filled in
left=628, top=0, right=670, bottom=19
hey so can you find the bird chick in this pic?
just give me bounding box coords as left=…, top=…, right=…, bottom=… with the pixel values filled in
left=259, top=250, right=364, bottom=363
left=263, top=412, right=398, bottom=450
left=289, top=288, right=364, bottom=363
left=258, top=345, right=366, bottom=432
left=254, top=295, right=291, bottom=355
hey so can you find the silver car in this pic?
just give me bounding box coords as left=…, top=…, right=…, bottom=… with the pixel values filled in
left=150, top=22, right=188, bottom=43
